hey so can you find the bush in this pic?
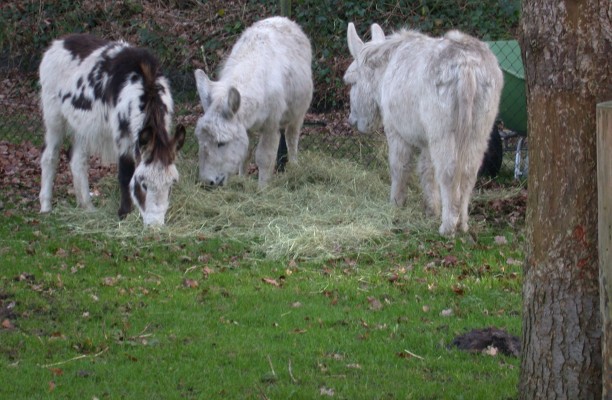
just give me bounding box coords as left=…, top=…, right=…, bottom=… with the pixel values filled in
left=0, top=0, right=520, bottom=111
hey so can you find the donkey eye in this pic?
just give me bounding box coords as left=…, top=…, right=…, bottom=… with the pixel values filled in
left=141, top=181, right=148, bottom=191
left=217, top=142, right=227, bottom=148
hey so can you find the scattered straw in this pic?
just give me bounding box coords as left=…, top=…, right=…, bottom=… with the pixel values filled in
left=55, top=150, right=442, bottom=260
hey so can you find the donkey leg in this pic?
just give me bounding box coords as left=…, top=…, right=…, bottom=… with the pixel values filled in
left=417, top=149, right=441, bottom=217
left=430, top=143, right=460, bottom=237
left=255, top=123, right=281, bottom=188
left=387, top=132, right=412, bottom=207
left=69, top=140, right=94, bottom=211
left=284, top=114, right=305, bottom=165
left=240, top=132, right=257, bottom=177
left=458, top=171, right=479, bottom=233
left=457, top=138, right=489, bottom=233
left=117, top=155, right=135, bottom=219
left=39, top=114, right=65, bottom=213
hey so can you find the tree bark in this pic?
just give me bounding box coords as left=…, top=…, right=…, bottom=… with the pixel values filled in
left=518, top=1, right=611, bottom=399
left=280, top=0, right=291, bottom=18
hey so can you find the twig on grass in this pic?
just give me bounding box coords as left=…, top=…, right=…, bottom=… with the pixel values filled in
left=403, top=349, right=425, bottom=360
left=288, top=359, right=297, bottom=383
left=39, top=347, right=109, bottom=368
left=183, top=266, right=198, bottom=275
left=267, top=355, right=277, bottom=377
left=147, top=271, right=164, bottom=280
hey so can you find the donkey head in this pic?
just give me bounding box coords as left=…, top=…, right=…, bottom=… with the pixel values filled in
left=130, top=124, right=186, bottom=225
left=344, top=23, right=386, bottom=133
left=194, top=69, right=249, bottom=187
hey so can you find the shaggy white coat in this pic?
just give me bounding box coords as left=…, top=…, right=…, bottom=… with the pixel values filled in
left=194, top=16, right=313, bottom=187
left=344, top=23, right=503, bottom=236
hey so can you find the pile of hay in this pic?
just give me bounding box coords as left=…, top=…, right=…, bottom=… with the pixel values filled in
left=57, top=150, right=435, bottom=260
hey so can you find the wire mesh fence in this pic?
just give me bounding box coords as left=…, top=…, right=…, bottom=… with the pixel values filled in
left=0, top=40, right=527, bottom=180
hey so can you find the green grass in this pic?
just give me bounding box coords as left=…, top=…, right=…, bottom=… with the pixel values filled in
left=0, top=155, right=523, bottom=399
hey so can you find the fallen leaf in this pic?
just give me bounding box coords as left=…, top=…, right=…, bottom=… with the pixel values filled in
left=16, top=272, right=35, bottom=282
left=55, top=248, right=68, bottom=257
left=326, top=353, right=344, bottom=360
left=507, top=258, right=523, bottom=266
left=1, top=319, right=14, bottom=330
left=102, top=276, right=118, bottom=286
left=367, top=296, right=383, bottom=311
left=320, top=387, right=335, bottom=397
left=346, top=363, right=362, bottom=369
left=495, top=236, right=508, bottom=245
left=262, top=278, right=280, bottom=287
left=77, top=370, right=94, bottom=378
left=183, top=279, right=199, bottom=288
left=49, top=368, right=63, bottom=376
left=440, top=308, right=454, bottom=317
left=50, top=331, right=66, bottom=340
left=48, top=381, right=55, bottom=392
left=484, top=346, right=499, bottom=356
left=451, top=284, right=465, bottom=296
left=442, top=255, right=458, bottom=266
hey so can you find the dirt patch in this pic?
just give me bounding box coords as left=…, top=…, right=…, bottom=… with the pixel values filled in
left=0, top=140, right=115, bottom=213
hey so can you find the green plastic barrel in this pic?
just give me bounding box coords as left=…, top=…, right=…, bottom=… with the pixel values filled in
left=487, top=40, right=527, bottom=134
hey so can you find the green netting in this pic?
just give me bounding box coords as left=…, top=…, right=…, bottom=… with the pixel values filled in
left=487, top=40, right=527, bottom=134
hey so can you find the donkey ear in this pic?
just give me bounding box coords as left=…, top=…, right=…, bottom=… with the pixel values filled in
left=194, top=69, right=213, bottom=111
left=370, top=23, right=385, bottom=42
left=173, top=124, right=186, bottom=152
left=347, top=22, right=363, bottom=59
left=223, top=87, right=241, bottom=118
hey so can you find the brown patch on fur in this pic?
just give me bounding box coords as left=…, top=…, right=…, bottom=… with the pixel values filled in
left=132, top=178, right=146, bottom=211
left=63, top=34, right=109, bottom=61
left=138, top=61, right=176, bottom=166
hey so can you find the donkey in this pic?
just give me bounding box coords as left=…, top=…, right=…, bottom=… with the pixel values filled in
left=39, top=34, right=186, bottom=226
left=344, top=23, right=503, bottom=236
left=194, top=16, right=313, bottom=188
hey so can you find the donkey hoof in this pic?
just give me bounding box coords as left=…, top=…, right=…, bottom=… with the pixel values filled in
left=118, top=207, right=132, bottom=220
left=439, top=224, right=456, bottom=238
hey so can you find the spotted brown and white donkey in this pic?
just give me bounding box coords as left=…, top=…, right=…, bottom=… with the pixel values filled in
left=39, top=34, right=186, bottom=225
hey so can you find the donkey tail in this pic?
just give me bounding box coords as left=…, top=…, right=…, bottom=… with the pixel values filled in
left=451, top=66, right=478, bottom=194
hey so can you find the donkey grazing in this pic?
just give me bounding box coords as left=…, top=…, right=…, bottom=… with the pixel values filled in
left=194, top=16, right=313, bottom=188
left=39, top=34, right=186, bottom=226
left=344, top=23, right=503, bottom=236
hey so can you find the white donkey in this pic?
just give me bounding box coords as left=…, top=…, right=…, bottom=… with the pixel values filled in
left=194, top=16, right=313, bottom=187
left=39, top=34, right=186, bottom=225
left=344, top=23, right=503, bottom=236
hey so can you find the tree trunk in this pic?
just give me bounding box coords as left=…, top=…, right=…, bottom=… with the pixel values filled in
left=518, top=1, right=611, bottom=399
left=280, top=0, right=291, bottom=18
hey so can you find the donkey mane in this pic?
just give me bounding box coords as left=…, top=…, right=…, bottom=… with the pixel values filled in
left=359, top=29, right=423, bottom=67
left=111, top=51, right=174, bottom=166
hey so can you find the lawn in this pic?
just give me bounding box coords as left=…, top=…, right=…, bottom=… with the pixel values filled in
left=0, top=150, right=525, bottom=399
